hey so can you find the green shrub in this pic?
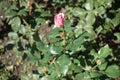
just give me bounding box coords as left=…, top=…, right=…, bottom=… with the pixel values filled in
left=0, top=0, right=120, bottom=80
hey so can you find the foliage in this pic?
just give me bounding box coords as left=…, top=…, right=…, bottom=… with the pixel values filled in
left=0, top=0, right=120, bottom=80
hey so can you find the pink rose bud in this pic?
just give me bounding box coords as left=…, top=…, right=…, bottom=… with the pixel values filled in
left=54, top=13, right=64, bottom=27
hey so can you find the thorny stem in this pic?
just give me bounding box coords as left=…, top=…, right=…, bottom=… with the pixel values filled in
left=62, top=26, right=67, bottom=54
left=49, top=57, right=60, bottom=77
left=53, top=60, right=61, bottom=77
left=22, top=19, right=28, bottom=26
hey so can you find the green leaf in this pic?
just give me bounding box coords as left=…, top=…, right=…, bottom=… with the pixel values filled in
left=73, top=32, right=89, bottom=47
left=32, top=74, right=40, bottom=80
left=40, top=76, right=48, bottom=80
left=84, top=25, right=95, bottom=36
left=66, top=42, right=76, bottom=54
left=19, top=0, right=27, bottom=7
left=114, top=32, right=120, bottom=43
left=73, top=8, right=86, bottom=18
left=112, top=17, right=120, bottom=27
left=49, top=44, right=63, bottom=55
left=0, top=45, right=4, bottom=49
left=19, top=25, right=26, bottom=34
left=98, top=62, right=107, bottom=70
left=86, top=0, right=94, bottom=10
left=84, top=71, right=91, bottom=79
left=90, top=49, right=98, bottom=60
left=48, top=71, right=59, bottom=80
left=90, top=71, right=102, bottom=78
left=21, top=75, right=31, bottom=80
left=35, top=18, right=45, bottom=26
left=94, top=6, right=106, bottom=15
left=75, top=73, right=84, bottom=80
left=9, top=2, right=17, bottom=9
left=74, top=24, right=83, bottom=38
left=85, top=2, right=93, bottom=10
left=36, top=41, right=47, bottom=52
left=67, top=36, right=84, bottom=54
left=41, top=53, right=52, bottom=64
left=48, top=28, right=62, bottom=43
left=57, top=54, right=71, bottom=75
left=0, top=1, right=9, bottom=9
left=17, top=9, right=27, bottom=16
left=105, top=65, right=120, bottom=78
left=5, top=9, right=17, bottom=17
left=8, top=32, right=18, bottom=40
left=64, top=20, right=73, bottom=33
left=41, top=11, right=52, bottom=17
left=95, top=26, right=103, bottom=34
left=67, top=32, right=89, bottom=54
left=9, top=17, right=21, bottom=32
left=27, top=54, right=39, bottom=62
left=98, top=45, right=111, bottom=59
left=64, top=20, right=71, bottom=28
left=49, top=28, right=61, bottom=38
left=103, top=20, right=114, bottom=33
left=0, top=45, right=4, bottom=53
left=111, top=11, right=120, bottom=27
left=86, top=12, right=95, bottom=25
left=70, top=63, right=82, bottom=73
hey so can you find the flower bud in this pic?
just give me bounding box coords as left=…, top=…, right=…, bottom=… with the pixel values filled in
left=54, top=13, right=64, bottom=27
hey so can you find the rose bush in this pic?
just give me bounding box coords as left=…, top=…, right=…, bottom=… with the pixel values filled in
left=0, top=0, right=120, bottom=80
